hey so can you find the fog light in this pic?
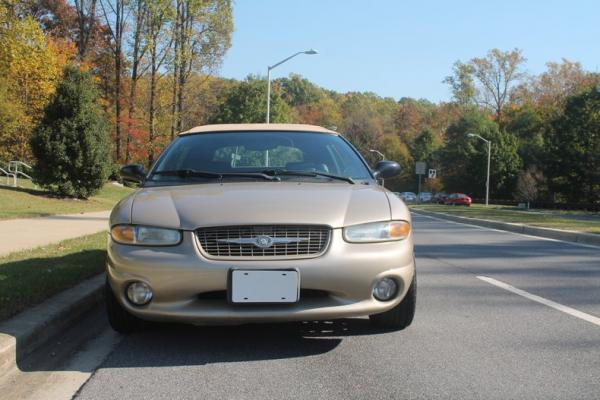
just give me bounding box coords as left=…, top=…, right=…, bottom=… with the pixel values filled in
left=373, top=278, right=398, bottom=301
left=127, top=281, right=152, bottom=305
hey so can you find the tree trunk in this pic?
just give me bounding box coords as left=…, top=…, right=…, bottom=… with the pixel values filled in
left=125, top=0, right=146, bottom=164
left=75, top=0, right=97, bottom=60
left=115, top=49, right=122, bottom=162
left=126, top=79, right=137, bottom=164
left=170, top=0, right=181, bottom=139
left=114, top=0, right=124, bottom=162
left=149, top=49, right=157, bottom=166
left=176, top=0, right=190, bottom=134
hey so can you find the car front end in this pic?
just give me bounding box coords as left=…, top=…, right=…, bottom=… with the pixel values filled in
left=106, top=124, right=416, bottom=332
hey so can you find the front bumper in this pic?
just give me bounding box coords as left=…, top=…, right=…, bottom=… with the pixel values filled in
left=106, top=229, right=415, bottom=324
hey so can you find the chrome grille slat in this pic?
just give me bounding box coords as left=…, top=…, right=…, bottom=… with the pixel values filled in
left=196, top=225, right=330, bottom=258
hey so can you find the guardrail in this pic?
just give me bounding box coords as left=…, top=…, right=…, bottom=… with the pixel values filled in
left=0, top=160, right=35, bottom=188
left=0, top=166, right=16, bottom=186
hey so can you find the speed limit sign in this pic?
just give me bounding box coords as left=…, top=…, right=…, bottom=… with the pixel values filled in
left=428, top=169, right=437, bottom=179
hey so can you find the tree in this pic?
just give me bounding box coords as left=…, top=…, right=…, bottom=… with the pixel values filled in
left=146, top=0, right=174, bottom=165
left=210, top=78, right=293, bottom=124
left=546, top=88, right=600, bottom=203
left=446, top=49, right=526, bottom=126
left=439, top=110, right=521, bottom=198
left=74, top=0, right=97, bottom=59
left=443, top=61, right=476, bottom=106
left=504, top=106, right=546, bottom=169
left=0, top=78, right=25, bottom=161
left=0, top=4, right=74, bottom=160
left=340, top=93, right=396, bottom=157
left=394, top=97, right=437, bottom=141
left=99, top=0, right=126, bottom=161
left=125, top=0, right=149, bottom=163
left=294, top=95, right=343, bottom=129
left=30, top=66, right=111, bottom=198
left=514, top=167, right=543, bottom=206
left=515, top=59, right=599, bottom=120
left=170, top=0, right=233, bottom=136
left=472, top=49, right=526, bottom=125
left=411, top=129, right=437, bottom=163
left=278, top=74, right=321, bottom=107
left=378, top=134, right=413, bottom=192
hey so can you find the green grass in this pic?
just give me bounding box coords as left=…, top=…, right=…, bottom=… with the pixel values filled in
left=0, top=232, right=107, bottom=321
left=411, top=203, right=600, bottom=234
left=0, top=180, right=133, bottom=220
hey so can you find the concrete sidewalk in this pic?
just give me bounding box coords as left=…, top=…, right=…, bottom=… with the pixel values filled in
left=0, top=211, right=111, bottom=257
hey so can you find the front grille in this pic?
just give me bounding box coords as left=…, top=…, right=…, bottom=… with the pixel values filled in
left=196, top=225, right=331, bottom=258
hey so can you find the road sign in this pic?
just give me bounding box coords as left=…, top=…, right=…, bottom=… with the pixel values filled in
left=428, top=169, right=437, bottom=179
left=415, top=162, right=426, bottom=175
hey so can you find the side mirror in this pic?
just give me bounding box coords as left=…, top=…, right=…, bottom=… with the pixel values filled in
left=373, top=160, right=401, bottom=179
left=120, top=164, right=146, bottom=183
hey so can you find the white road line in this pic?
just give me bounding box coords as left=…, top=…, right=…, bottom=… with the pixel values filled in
left=477, top=276, right=600, bottom=327
left=413, top=213, right=600, bottom=250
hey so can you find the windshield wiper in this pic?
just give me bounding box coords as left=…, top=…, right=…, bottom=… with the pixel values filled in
left=150, top=169, right=280, bottom=182
left=261, top=169, right=355, bottom=184
left=151, top=169, right=222, bottom=179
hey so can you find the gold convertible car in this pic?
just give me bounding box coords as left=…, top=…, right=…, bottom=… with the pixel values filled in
left=106, top=124, right=416, bottom=332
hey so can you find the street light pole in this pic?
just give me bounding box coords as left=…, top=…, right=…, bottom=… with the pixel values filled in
left=486, top=139, right=491, bottom=207
left=369, top=149, right=386, bottom=160
left=467, top=133, right=492, bottom=206
left=266, top=49, right=318, bottom=123
left=266, top=68, right=271, bottom=123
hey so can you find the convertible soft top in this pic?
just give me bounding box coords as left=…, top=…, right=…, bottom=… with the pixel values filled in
left=179, top=123, right=338, bottom=136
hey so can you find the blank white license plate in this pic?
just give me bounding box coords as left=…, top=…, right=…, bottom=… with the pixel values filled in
left=230, top=270, right=299, bottom=303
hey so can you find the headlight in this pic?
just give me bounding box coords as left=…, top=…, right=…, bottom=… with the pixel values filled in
left=343, top=220, right=410, bottom=243
left=110, top=225, right=182, bottom=246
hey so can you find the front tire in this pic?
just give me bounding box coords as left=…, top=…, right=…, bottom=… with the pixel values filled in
left=105, top=279, right=143, bottom=334
left=369, top=274, right=416, bottom=330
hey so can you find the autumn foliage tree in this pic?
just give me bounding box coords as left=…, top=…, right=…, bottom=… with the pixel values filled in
left=0, top=1, right=75, bottom=160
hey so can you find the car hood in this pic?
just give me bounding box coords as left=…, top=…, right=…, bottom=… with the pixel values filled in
left=119, top=182, right=393, bottom=230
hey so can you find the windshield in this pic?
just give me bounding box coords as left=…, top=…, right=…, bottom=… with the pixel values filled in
left=149, top=131, right=372, bottom=184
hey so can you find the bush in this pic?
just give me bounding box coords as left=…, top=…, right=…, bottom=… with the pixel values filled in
left=107, top=162, right=122, bottom=183
left=30, top=65, right=110, bottom=198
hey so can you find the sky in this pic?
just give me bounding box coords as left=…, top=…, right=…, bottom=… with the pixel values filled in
left=219, top=0, right=600, bottom=103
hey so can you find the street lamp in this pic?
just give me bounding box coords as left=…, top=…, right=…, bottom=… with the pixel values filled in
left=266, top=49, right=318, bottom=123
left=369, top=149, right=386, bottom=160
left=467, top=133, right=492, bottom=206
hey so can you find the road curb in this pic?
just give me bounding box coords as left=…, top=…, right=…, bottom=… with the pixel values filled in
left=411, top=209, right=600, bottom=246
left=0, top=274, right=104, bottom=377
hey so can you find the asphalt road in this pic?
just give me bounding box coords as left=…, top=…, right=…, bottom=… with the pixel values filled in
left=34, top=214, right=600, bottom=399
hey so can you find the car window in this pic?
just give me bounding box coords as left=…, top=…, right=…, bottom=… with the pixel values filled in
left=150, top=131, right=372, bottom=182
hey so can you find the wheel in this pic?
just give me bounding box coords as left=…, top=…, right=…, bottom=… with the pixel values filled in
left=105, top=279, right=143, bottom=333
left=369, top=273, right=416, bottom=330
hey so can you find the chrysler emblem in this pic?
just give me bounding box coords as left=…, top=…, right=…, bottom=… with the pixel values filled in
left=255, top=235, right=274, bottom=249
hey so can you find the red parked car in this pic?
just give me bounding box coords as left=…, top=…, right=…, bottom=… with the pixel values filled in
left=444, top=193, right=472, bottom=206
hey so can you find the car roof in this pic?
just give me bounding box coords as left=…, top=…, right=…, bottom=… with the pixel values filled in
left=179, top=123, right=338, bottom=136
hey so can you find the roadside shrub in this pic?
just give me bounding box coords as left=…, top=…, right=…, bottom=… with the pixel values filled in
left=30, top=65, right=110, bottom=198
left=107, top=162, right=122, bottom=183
